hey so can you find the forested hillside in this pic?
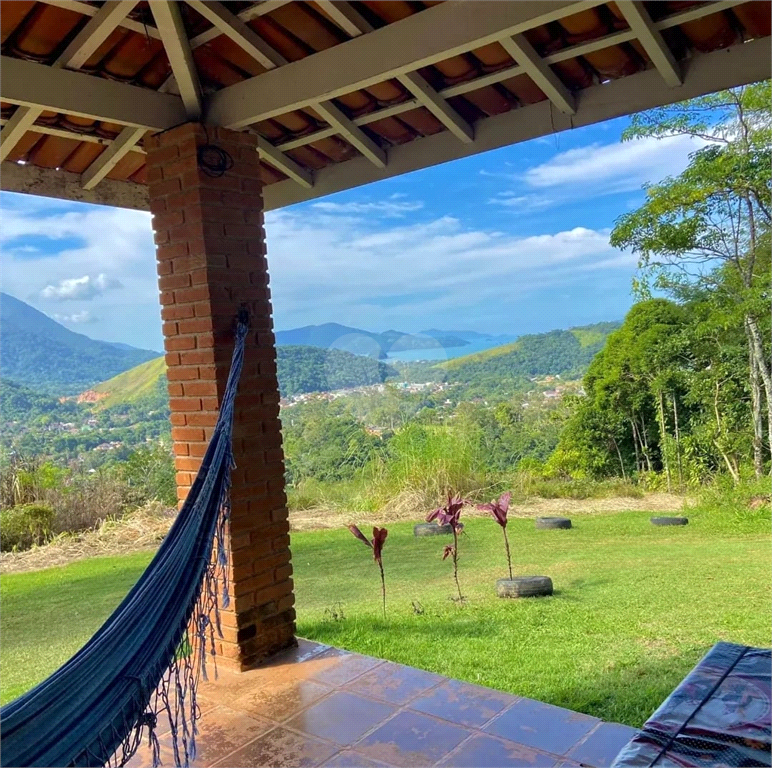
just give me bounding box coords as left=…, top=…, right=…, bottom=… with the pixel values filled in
left=442, top=323, right=619, bottom=385
left=277, top=346, right=396, bottom=396
left=0, top=293, right=160, bottom=395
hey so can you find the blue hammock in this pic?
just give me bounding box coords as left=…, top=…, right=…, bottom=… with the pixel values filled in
left=1, top=315, right=250, bottom=768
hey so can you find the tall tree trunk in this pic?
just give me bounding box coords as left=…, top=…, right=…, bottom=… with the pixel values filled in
left=745, top=316, right=772, bottom=469
left=611, top=436, right=627, bottom=481
left=656, top=389, right=672, bottom=492
left=749, top=344, right=765, bottom=478
left=639, top=415, right=653, bottom=472
left=630, top=419, right=642, bottom=473
left=671, top=394, right=684, bottom=488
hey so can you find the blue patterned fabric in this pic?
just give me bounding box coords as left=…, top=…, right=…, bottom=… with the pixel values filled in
left=0, top=317, right=249, bottom=768
left=612, top=642, right=772, bottom=767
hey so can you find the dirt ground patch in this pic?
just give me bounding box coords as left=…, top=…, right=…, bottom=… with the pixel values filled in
left=288, top=492, right=686, bottom=532
left=1, top=493, right=686, bottom=575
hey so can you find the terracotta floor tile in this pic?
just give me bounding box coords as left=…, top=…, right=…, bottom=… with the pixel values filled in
left=344, top=662, right=443, bottom=705
left=309, top=651, right=385, bottom=687
left=233, top=679, right=333, bottom=723
left=409, top=678, right=517, bottom=728
left=187, top=704, right=274, bottom=766
left=438, top=733, right=560, bottom=767
left=353, top=710, right=472, bottom=767
left=212, top=725, right=339, bottom=767
left=484, top=698, right=600, bottom=756
left=321, top=750, right=396, bottom=767
left=285, top=690, right=397, bottom=745
left=565, top=722, right=639, bottom=767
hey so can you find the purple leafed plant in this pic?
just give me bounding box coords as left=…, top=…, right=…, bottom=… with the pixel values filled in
left=477, top=492, right=513, bottom=580
left=427, top=494, right=467, bottom=601
left=349, top=525, right=389, bottom=618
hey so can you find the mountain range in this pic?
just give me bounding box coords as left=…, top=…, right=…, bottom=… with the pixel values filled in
left=274, top=323, right=481, bottom=358
left=0, top=293, right=161, bottom=396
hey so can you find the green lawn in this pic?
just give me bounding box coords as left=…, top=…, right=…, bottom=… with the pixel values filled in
left=2, top=509, right=769, bottom=728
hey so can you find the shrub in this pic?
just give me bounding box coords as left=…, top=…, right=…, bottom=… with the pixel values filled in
left=0, top=504, right=55, bottom=551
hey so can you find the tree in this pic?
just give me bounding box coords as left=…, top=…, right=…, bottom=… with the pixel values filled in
left=611, top=82, right=771, bottom=476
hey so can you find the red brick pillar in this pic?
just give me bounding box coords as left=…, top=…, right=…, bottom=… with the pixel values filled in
left=145, top=123, right=295, bottom=671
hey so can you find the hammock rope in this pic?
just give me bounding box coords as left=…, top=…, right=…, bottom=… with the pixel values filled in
left=1, top=313, right=251, bottom=768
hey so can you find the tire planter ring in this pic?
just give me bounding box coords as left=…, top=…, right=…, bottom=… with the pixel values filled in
left=535, top=516, right=572, bottom=530
left=497, top=576, right=553, bottom=598
left=651, top=516, right=689, bottom=526
left=414, top=523, right=453, bottom=536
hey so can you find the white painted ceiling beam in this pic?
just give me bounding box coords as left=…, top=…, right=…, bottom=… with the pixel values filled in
left=56, top=0, right=140, bottom=70
left=498, top=34, right=576, bottom=114
left=151, top=0, right=203, bottom=120
left=318, top=1, right=474, bottom=144
left=256, top=136, right=313, bottom=187
left=35, top=0, right=162, bottom=39
left=0, top=55, right=187, bottom=129
left=207, top=0, right=602, bottom=128
left=262, top=37, right=771, bottom=210
left=617, top=1, right=683, bottom=87
left=187, top=1, right=292, bottom=48
left=81, top=126, right=147, bottom=189
left=314, top=101, right=387, bottom=168
left=0, top=119, right=146, bottom=153
left=0, top=0, right=138, bottom=161
left=315, top=0, right=370, bottom=38
left=270, top=0, right=746, bottom=155
left=185, top=0, right=287, bottom=69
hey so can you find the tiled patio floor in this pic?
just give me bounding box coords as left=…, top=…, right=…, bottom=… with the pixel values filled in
left=128, top=639, right=638, bottom=768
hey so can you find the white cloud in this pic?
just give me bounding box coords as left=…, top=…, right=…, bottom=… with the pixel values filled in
left=311, top=198, right=424, bottom=217
left=487, top=192, right=553, bottom=210
left=52, top=310, right=97, bottom=324
left=41, top=273, right=122, bottom=301
left=0, top=196, right=159, bottom=348
left=523, top=135, right=707, bottom=193
left=264, top=208, right=626, bottom=331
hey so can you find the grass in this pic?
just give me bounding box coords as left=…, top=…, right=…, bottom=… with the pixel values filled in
left=2, top=509, right=769, bottom=728
left=92, top=356, right=165, bottom=407
left=0, top=552, right=152, bottom=704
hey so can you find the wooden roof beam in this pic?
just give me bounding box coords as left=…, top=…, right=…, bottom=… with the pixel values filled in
left=81, top=126, right=147, bottom=190
left=617, top=1, right=682, bottom=87
left=208, top=0, right=601, bottom=128
left=0, top=55, right=187, bottom=129
left=262, top=37, right=771, bottom=210
left=498, top=34, right=576, bottom=114
left=0, top=0, right=138, bottom=161
left=185, top=0, right=287, bottom=70
left=314, top=101, right=387, bottom=168
left=151, top=0, right=203, bottom=120
left=319, top=1, right=474, bottom=143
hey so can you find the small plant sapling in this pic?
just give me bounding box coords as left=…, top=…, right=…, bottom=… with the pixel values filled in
left=348, top=525, right=389, bottom=618
left=427, top=494, right=467, bottom=601
left=478, top=492, right=513, bottom=580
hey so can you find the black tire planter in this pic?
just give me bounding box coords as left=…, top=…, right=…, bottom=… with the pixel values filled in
left=496, top=576, right=553, bottom=598
left=651, top=516, right=689, bottom=526
left=414, top=522, right=453, bottom=536
left=535, top=516, right=572, bottom=530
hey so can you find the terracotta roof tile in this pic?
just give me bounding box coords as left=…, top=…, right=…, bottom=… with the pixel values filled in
left=1, top=0, right=768, bottom=195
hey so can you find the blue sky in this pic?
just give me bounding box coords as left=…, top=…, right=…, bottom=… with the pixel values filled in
left=0, top=116, right=703, bottom=352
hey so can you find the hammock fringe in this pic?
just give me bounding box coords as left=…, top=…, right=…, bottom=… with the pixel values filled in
left=0, top=316, right=251, bottom=768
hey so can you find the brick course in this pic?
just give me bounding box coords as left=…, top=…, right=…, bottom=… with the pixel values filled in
left=146, top=123, right=295, bottom=671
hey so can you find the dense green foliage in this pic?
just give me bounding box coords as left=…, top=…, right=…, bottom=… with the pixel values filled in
left=557, top=82, right=772, bottom=485
left=0, top=293, right=159, bottom=395
left=277, top=346, right=396, bottom=397
left=442, top=323, right=618, bottom=387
